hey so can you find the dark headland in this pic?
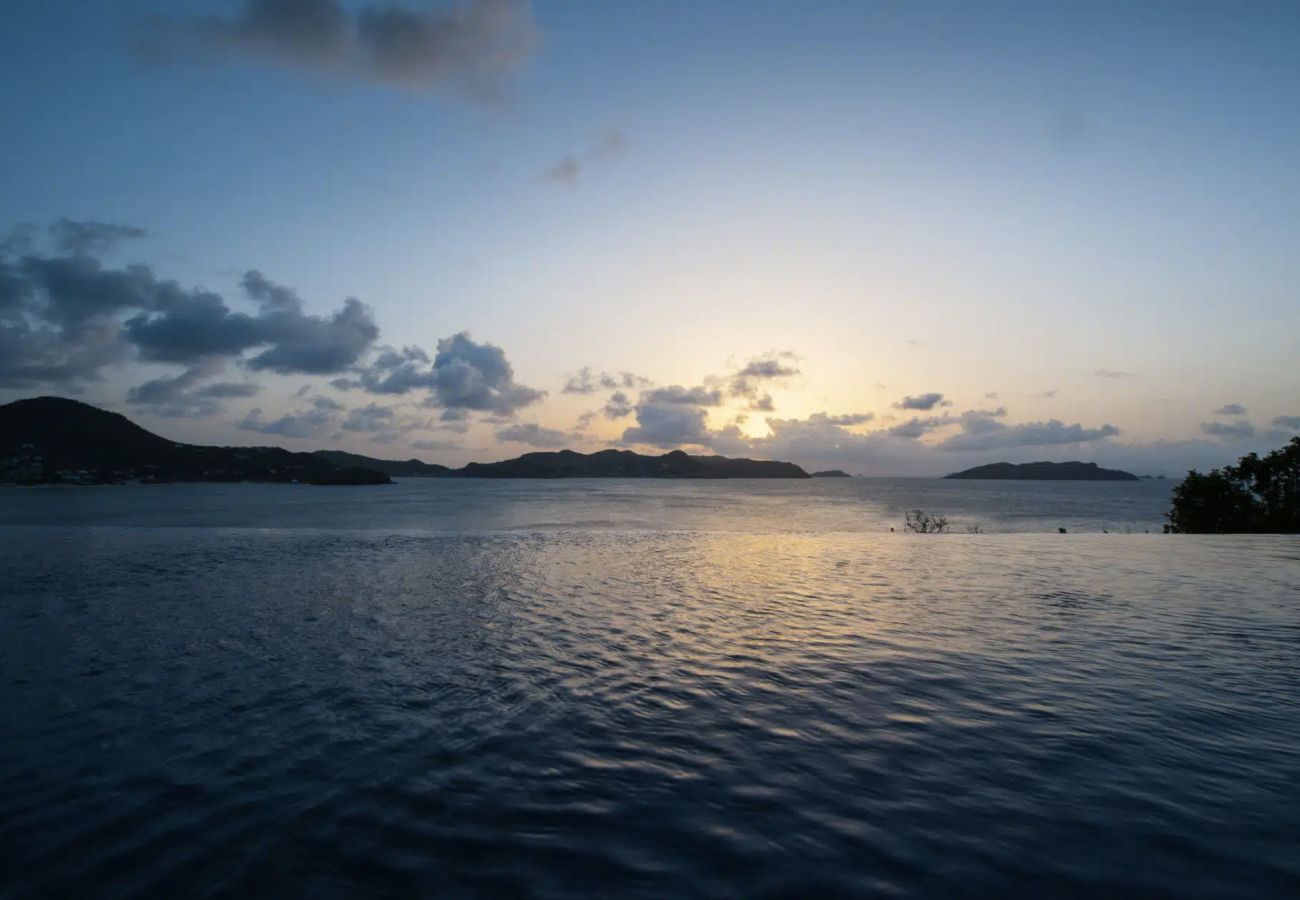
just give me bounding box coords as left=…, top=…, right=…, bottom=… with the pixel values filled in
left=1, top=397, right=391, bottom=485
left=945, top=461, right=1138, bottom=481
left=1, top=397, right=809, bottom=484
left=320, top=447, right=808, bottom=479
left=457, top=448, right=807, bottom=478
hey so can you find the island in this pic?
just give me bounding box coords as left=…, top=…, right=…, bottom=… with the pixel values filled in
left=456, top=448, right=807, bottom=478
left=810, top=469, right=851, bottom=478
left=313, top=449, right=452, bottom=478
left=1, top=397, right=392, bottom=485
left=944, top=461, right=1138, bottom=481
left=1, top=397, right=809, bottom=484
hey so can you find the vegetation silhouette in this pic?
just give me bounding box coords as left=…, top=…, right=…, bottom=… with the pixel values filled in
left=1167, top=436, right=1300, bottom=533
left=904, top=509, right=950, bottom=533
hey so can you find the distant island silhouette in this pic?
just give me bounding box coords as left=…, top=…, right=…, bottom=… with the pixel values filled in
left=945, top=461, right=1138, bottom=481
left=1, top=397, right=809, bottom=484
left=319, top=446, right=809, bottom=479
left=810, top=469, right=851, bottom=477
left=1, top=397, right=390, bottom=485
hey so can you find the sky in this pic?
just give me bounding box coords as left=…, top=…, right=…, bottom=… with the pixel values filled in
left=2, top=0, right=1298, bottom=475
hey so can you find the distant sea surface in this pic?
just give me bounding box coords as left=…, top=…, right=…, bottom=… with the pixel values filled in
left=2, top=479, right=1298, bottom=898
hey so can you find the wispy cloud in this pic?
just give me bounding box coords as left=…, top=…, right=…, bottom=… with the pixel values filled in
left=540, top=127, right=628, bottom=184
left=137, top=0, right=539, bottom=102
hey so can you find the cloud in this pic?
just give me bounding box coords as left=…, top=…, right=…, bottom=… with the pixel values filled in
left=3, top=231, right=381, bottom=388
left=602, top=390, right=632, bottom=419
left=122, top=270, right=380, bottom=373
left=888, top=415, right=952, bottom=439
left=1094, top=369, right=1133, bottom=379
left=621, top=403, right=712, bottom=448
left=426, top=332, right=545, bottom=413
left=730, top=352, right=799, bottom=397
left=642, top=384, right=723, bottom=406
left=237, top=396, right=342, bottom=439
left=1200, top=420, right=1255, bottom=439
left=893, top=392, right=949, bottom=411
left=807, top=412, right=873, bottom=426
left=495, top=422, right=570, bottom=448
left=748, top=393, right=775, bottom=412
left=540, top=127, right=628, bottom=185
left=1272, top=415, right=1300, bottom=431
left=126, top=360, right=260, bottom=417
left=341, top=402, right=395, bottom=433
left=1039, top=389, right=1059, bottom=399
left=561, top=366, right=647, bottom=394
left=412, top=438, right=461, bottom=452
left=937, top=415, right=1118, bottom=451
left=49, top=219, right=146, bottom=256
left=0, top=319, right=127, bottom=389
left=339, top=332, right=543, bottom=415
left=1214, top=403, right=1247, bottom=415
left=590, top=127, right=627, bottom=161
left=140, top=0, right=539, bottom=100
left=540, top=157, right=580, bottom=184
left=18, top=253, right=178, bottom=329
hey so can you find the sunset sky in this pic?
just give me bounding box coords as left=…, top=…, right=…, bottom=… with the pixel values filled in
left=2, top=0, right=1298, bottom=474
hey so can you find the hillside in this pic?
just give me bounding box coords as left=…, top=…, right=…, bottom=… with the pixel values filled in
left=945, top=461, right=1138, bottom=481
left=313, top=449, right=451, bottom=478
left=457, top=449, right=809, bottom=478
left=1, top=397, right=389, bottom=485
left=2, top=398, right=810, bottom=484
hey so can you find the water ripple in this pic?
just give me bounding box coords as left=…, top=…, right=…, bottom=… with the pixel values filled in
left=1, top=528, right=1298, bottom=898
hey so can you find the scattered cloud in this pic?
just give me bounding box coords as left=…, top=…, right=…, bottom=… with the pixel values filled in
left=126, top=269, right=380, bottom=373
left=730, top=352, right=799, bottom=397
left=341, top=402, right=396, bottom=433
left=412, top=438, right=461, bottom=452
left=339, top=332, right=544, bottom=415
left=1214, top=403, right=1247, bottom=415
left=49, top=219, right=146, bottom=256
left=540, top=157, right=580, bottom=184
left=589, top=127, right=627, bottom=162
left=561, top=366, right=647, bottom=394
left=138, top=0, right=539, bottom=101
left=495, top=421, right=570, bottom=448
left=888, top=415, right=952, bottom=439
left=602, top=390, right=633, bottom=419
left=807, top=412, right=873, bottom=426
left=936, top=412, right=1114, bottom=451
left=1094, top=369, right=1133, bottom=379
left=621, top=403, right=712, bottom=448
left=1200, top=420, right=1255, bottom=439
left=643, top=384, right=723, bottom=406
left=540, top=126, right=628, bottom=185
left=1272, top=415, right=1300, bottom=430
left=893, top=392, right=949, bottom=411
left=1, top=229, right=380, bottom=390
left=237, top=396, right=342, bottom=439
left=126, top=360, right=260, bottom=417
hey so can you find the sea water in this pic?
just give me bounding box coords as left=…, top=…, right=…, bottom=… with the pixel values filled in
left=1, top=479, right=1297, bottom=898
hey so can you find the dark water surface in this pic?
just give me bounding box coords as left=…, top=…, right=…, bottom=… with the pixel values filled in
left=0, top=476, right=1175, bottom=533
left=2, top=481, right=1298, bottom=898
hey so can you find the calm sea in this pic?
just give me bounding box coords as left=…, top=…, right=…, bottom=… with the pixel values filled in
left=2, top=479, right=1298, bottom=898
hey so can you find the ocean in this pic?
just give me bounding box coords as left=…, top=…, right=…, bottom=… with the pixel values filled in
left=1, top=479, right=1297, bottom=898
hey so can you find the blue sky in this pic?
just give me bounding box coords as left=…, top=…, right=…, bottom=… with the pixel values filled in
left=2, top=0, right=1298, bottom=474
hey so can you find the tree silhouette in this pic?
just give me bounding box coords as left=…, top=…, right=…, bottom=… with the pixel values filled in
left=904, top=509, right=950, bottom=533
left=1168, top=436, right=1300, bottom=533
